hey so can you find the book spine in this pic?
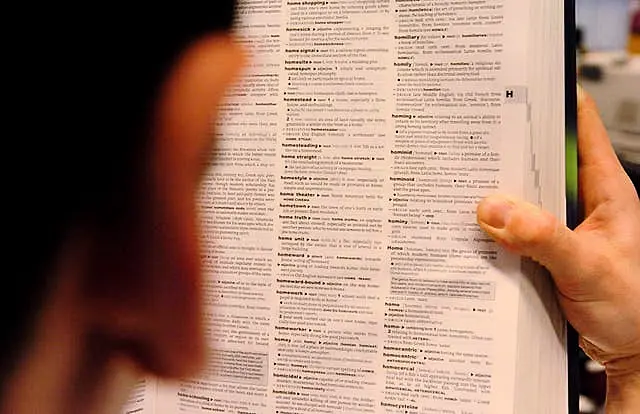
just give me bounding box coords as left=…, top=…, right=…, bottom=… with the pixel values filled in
left=564, top=1, right=580, bottom=413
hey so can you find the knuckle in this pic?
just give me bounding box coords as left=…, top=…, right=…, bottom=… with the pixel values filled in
left=508, top=208, right=557, bottom=248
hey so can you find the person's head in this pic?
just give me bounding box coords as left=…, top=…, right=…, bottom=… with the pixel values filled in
left=2, top=3, right=244, bottom=412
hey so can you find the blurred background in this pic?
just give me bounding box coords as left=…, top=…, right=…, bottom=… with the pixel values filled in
left=576, top=0, right=639, bottom=413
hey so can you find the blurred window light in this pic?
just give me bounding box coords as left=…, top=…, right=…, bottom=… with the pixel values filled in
left=577, top=0, right=632, bottom=51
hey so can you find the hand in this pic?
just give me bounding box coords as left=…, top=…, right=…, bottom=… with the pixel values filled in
left=476, top=85, right=640, bottom=412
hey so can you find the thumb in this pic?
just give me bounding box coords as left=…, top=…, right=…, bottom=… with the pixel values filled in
left=477, top=194, right=580, bottom=277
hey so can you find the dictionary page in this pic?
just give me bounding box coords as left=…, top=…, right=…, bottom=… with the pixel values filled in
left=120, top=376, right=157, bottom=414
left=155, top=1, right=565, bottom=413
left=511, top=0, right=570, bottom=412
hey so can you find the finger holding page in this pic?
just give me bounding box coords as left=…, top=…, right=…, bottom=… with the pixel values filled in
left=478, top=85, right=640, bottom=413
left=475, top=195, right=592, bottom=296
left=475, top=87, right=598, bottom=282
left=477, top=86, right=640, bottom=298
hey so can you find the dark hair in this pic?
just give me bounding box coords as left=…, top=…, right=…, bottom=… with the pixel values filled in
left=576, top=27, right=583, bottom=48
left=3, top=2, right=237, bottom=387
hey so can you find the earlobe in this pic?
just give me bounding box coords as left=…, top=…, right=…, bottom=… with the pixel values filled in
left=80, top=190, right=205, bottom=380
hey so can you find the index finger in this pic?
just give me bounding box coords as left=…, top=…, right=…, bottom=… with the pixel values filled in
left=577, top=84, right=636, bottom=213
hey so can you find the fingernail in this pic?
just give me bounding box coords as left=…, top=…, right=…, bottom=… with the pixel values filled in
left=478, top=197, right=514, bottom=229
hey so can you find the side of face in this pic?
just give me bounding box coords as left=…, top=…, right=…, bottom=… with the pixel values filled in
left=117, top=32, right=246, bottom=379
left=0, top=33, right=244, bottom=414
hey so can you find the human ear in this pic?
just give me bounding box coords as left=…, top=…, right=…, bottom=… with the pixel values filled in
left=82, top=33, right=245, bottom=379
